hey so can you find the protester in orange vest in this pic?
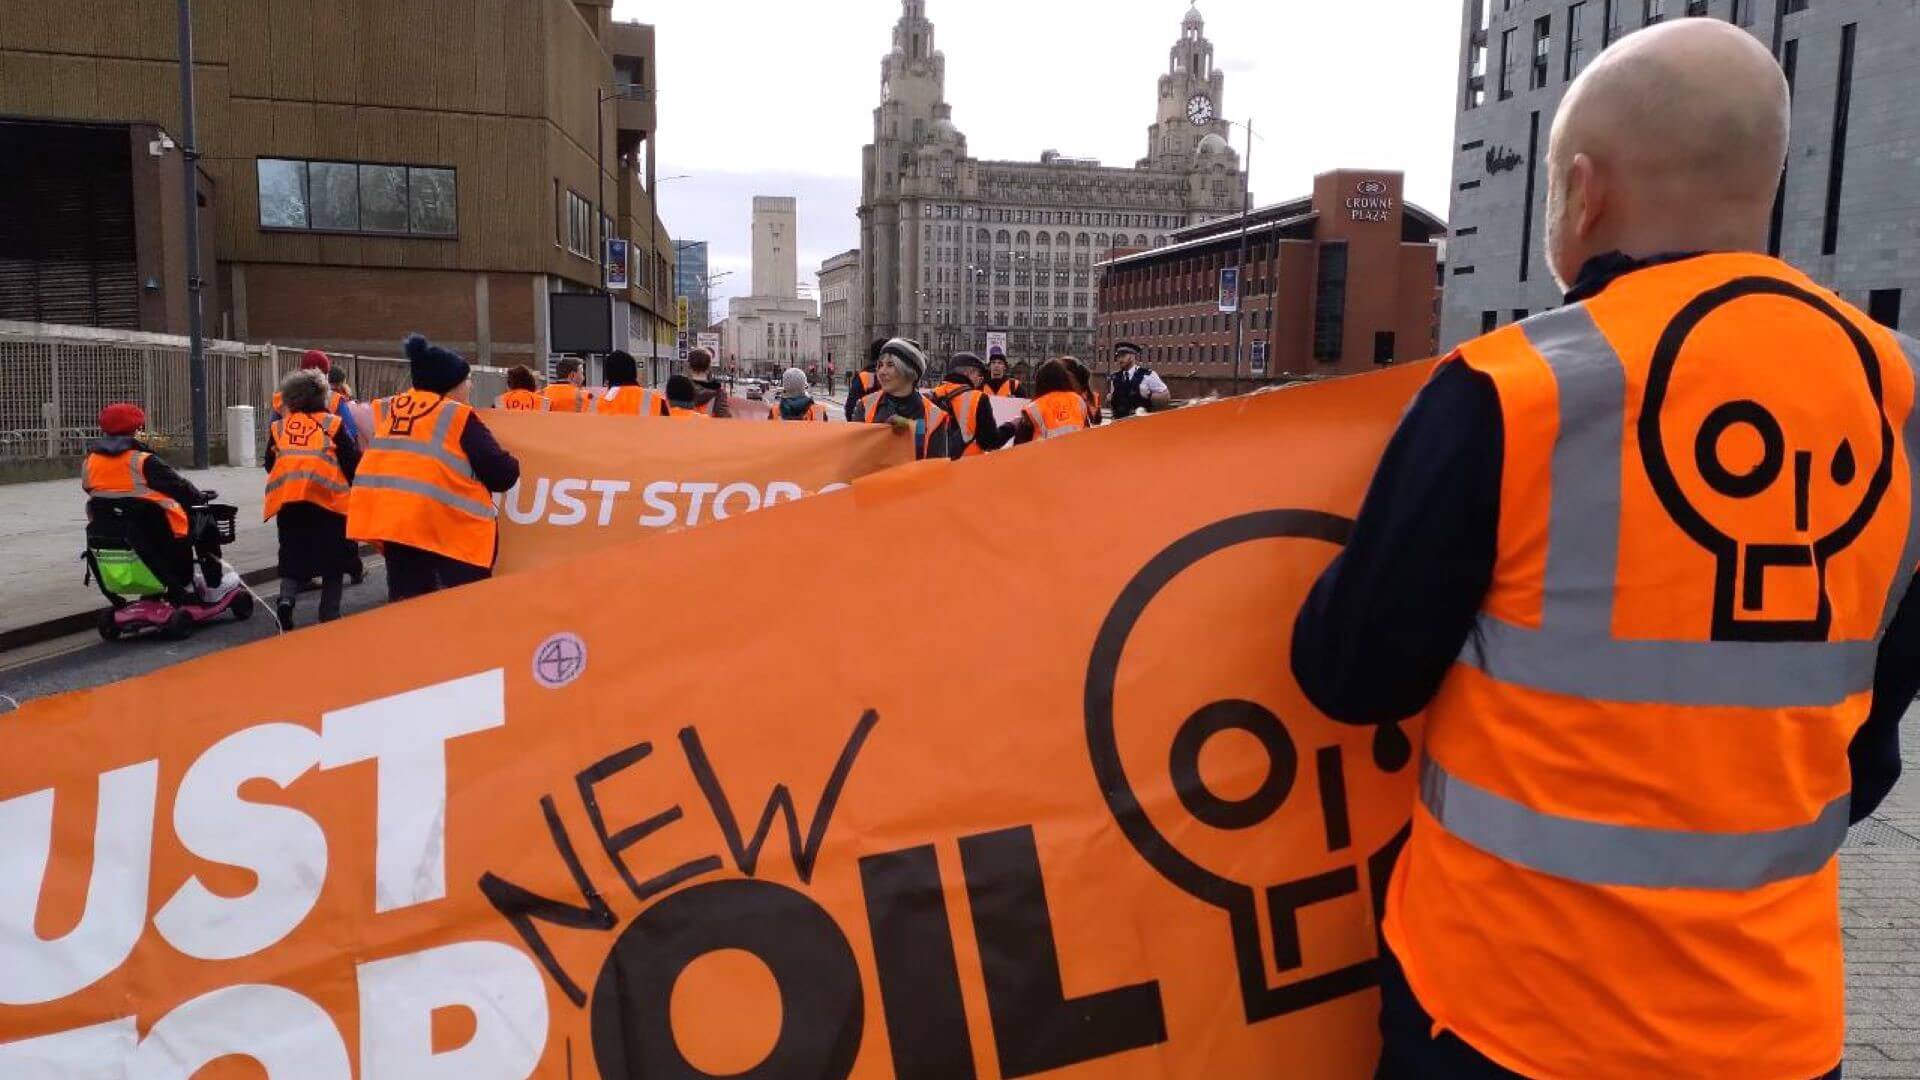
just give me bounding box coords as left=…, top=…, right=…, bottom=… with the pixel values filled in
left=665, top=375, right=711, bottom=419
left=542, top=357, right=595, bottom=413
left=850, top=338, right=961, bottom=460
left=844, top=339, right=886, bottom=420
left=595, top=351, right=670, bottom=417
left=983, top=350, right=1022, bottom=397
left=929, top=352, right=1014, bottom=456
left=684, top=347, right=734, bottom=417
left=1013, top=359, right=1094, bottom=443
left=347, top=335, right=520, bottom=602
left=272, top=349, right=359, bottom=445
left=82, top=402, right=218, bottom=591
left=1292, top=22, right=1920, bottom=1079
left=263, top=370, right=360, bottom=629
left=1062, top=355, right=1104, bottom=428
left=770, top=368, right=829, bottom=422
left=494, top=366, right=547, bottom=411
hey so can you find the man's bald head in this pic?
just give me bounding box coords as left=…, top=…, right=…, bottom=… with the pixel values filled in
left=1544, top=19, right=1789, bottom=290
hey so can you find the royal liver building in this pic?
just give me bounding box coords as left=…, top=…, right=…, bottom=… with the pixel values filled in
left=856, top=2, right=1248, bottom=365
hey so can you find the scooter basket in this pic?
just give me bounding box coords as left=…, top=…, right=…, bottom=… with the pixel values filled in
left=203, top=505, right=239, bottom=544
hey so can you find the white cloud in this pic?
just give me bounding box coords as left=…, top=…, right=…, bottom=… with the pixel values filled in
left=623, top=0, right=1460, bottom=309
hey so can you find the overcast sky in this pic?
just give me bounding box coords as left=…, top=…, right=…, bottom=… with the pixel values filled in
left=616, top=0, right=1462, bottom=317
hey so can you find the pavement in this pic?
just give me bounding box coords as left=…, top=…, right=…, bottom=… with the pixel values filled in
left=0, top=465, right=275, bottom=646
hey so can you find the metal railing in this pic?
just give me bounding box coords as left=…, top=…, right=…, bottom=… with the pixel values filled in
left=1, top=321, right=506, bottom=463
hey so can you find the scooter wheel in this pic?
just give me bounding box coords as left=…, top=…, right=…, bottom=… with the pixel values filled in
left=97, top=610, right=122, bottom=642
left=231, top=591, right=255, bottom=622
left=163, top=610, right=194, bottom=641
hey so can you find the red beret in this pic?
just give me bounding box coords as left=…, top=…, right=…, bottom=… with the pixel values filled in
left=300, top=349, right=332, bottom=373
left=99, top=403, right=146, bottom=436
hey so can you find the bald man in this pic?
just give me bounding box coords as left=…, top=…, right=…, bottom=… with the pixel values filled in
left=1293, top=19, right=1920, bottom=1079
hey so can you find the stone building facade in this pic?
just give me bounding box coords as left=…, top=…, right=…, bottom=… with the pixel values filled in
left=818, top=248, right=859, bottom=375
left=1443, top=0, right=1920, bottom=348
left=856, top=2, right=1248, bottom=369
left=718, top=196, right=820, bottom=375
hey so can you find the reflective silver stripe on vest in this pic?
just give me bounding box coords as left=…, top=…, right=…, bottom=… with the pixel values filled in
left=85, top=452, right=183, bottom=516
left=1421, top=756, right=1849, bottom=890
left=1456, top=304, right=1916, bottom=708
left=265, top=472, right=350, bottom=497
left=352, top=474, right=496, bottom=519
left=368, top=402, right=474, bottom=479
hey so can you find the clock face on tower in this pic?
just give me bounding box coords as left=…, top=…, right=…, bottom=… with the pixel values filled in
left=1186, top=94, right=1215, bottom=127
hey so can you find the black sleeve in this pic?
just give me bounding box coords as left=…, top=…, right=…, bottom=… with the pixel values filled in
left=334, top=425, right=362, bottom=483
left=262, top=440, right=277, bottom=473
left=1853, top=576, right=1918, bottom=822
left=973, top=397, right=1016, bottom=451
left=459, top=414, right=521, bottom=494
left=1290, top=361, right=1503, bottom=727
left=141, top=454, right=207, bottom=506
left=845, top=391, right=860, bottom=421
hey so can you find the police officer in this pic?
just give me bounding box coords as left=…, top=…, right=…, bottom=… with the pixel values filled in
left=1292, top=21, right=1920, bottom=1078
left=347, top=334, right=520, bottom=602
left=1107, top=342, right=1168, bottom=419
left=850, top=338, right=962, bottom=461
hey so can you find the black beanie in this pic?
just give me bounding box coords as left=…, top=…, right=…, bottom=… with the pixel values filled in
left=404, top=334, right=470, bottom=394
left=605, top=350, right=639, bottom=387
left=947, top=352, right=987, bottom=380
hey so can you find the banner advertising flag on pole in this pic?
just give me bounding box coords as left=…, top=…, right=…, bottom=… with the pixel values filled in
left=605, top=239, right=630, bottom=290
left=1219, top=266, right=1240, bottom=313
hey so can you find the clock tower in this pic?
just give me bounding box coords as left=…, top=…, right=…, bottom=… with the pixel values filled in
left=1141, top=5, right=1234, bottom=171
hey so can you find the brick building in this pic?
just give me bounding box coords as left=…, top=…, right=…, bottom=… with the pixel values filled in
left=0, top=0, right=676, bottom=369
left=1095, top=170, right=1445, bottom=392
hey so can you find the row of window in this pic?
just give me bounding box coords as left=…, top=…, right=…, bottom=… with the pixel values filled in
left=918, top=204, right=1187, bottom=231
left=1468, top=0, right=1757, bottom=109
left=920, top=228, right=1160, bottom=250
left=920, top=313, right=1092, bottom=329
left=1111, top=312, right=1277, bottom=336
left=257, top=159, right=456, bottom=236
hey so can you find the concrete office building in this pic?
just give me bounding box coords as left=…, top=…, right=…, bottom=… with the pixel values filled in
left=856, top=2, right=1249, bottom=367
left=0, top=0, right=678, bottom=367
left=1443, top=0, right=1920, bottom=347
left=718, top=197, right=821, bottom=374
left=1096, top=170, right=1446, bottom=392
left=818, top=248, right=860, bottom=375
left=675, top=240, right=711, bottom=334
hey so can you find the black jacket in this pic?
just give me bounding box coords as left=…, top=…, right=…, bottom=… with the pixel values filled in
left=1291, top=252, right=1910, bottom=824
left=852, top=390, right=963, bottom=460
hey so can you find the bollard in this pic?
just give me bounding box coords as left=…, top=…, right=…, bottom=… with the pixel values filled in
left=225, top=405, right=258, bottom=468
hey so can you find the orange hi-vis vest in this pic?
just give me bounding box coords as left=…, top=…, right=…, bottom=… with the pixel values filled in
left=1023, top=391, right=1092, bottom=440
left=495, top=389, right=546, bottom=412
left=596, top=385, right=668, bottom=417
left=933, top=384, right=988, bottom=456
left=82, top=449, right=188, bottom=538
left=986, top=378, right=1020, bottom=398
left=668, top=405, right=708, bottom=420
left=857, top=390, right=950, bottom=460
left=768, top=400, right=829, bottom=422
left=346, top=392, right=498, bottom=568
left=542, top=383, right=594, bottom=413
left=264, top=411, right=350, bottom=519
left=852, top=369, right=880, bottom=399
left=1384, top=253, right=1920, bottom=1079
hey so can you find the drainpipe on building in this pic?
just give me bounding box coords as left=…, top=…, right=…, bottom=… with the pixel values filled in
left=177, top=0, right=209, bottom=469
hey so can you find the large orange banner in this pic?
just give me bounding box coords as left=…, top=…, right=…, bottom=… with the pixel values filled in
left=0, top=365, right=1430, bottom=1078
left=484, top=409, right=913, bottom=573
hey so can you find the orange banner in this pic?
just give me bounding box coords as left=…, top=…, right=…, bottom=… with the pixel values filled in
left=0, top=365, right=1430, bottom=1078
left=484, top=409, right=912, bottom=573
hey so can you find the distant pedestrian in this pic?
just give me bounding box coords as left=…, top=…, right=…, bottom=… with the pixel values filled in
left=327, top=366, right=353, bottom=402
left=850, top=338, right=961, bottom=460
left=1108, top=342, right=1169, bottom=418
left=984, top=350, right=1023, bottom=397
left=684, top=348, right=734, bottom=417
left=770, top=367, right=829, bottom=421
left=595, top=351, right=670, bottom=417
left=665, top=375, right=710, bottom=419
left=495, top=365, right=546, bottom=411
left=273, top=349, right=359, bottom=445
left=264, top=369, right=360, bottom=629
left=347, top=334, right=520, bottom=602
left=543, top=357, right=595, bottom=413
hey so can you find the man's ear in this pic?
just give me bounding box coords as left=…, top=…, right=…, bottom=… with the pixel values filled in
left=1573, top=152, right=1607, bottom=240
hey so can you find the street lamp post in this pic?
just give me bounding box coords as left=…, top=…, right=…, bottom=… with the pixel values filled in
left=176, top=0, right=209, bottom=468
left=1227, top=118, right=1254, bottom=398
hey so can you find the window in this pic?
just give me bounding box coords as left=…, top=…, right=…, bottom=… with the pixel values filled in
left=1498, top=28, right=1516, bottom=100
left=1374, top=332, right=1396, bottom=365
left=1643, top=0, right=1666, bottom=24
left=255, top=158, right=457, bottom=236
left=1784, top=0, right=1808, bottom=11
left=1869, top=290, right=1903, bottom=330
left=1531, top=16, right=1551, bottom=89
left=1519, top=111, right=1542, bottom=282
left=1465, top=38, right=1487, bottom=109
left=566, top=190, right=593, bottom=257
left=1771, top=38, right=1799, bottom=256
left=1686, top=0, right=1708, bottom=15
left=1730, top=0, right=1752, bottom=24
left=1312, top=243, right=1348, bottom=361
left=1481, top=310, right=1499, bottom=334
left=1822, top=24, right=1857, bottom=256
left=1566, top=3, right=1587, bottom=80
left=1453, top=265, right=1477, bottom=276
left=1602, top=0, right=1619, bottom=45
left=1460, top=179, right=1482, bottom=191
left=1513, top=308, right=1530, bottom=322
left=1455, top=226, right=1480, bottom=237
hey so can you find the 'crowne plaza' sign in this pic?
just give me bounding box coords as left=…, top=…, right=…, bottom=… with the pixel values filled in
left=1345, top=179, right=1395, bottom=223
